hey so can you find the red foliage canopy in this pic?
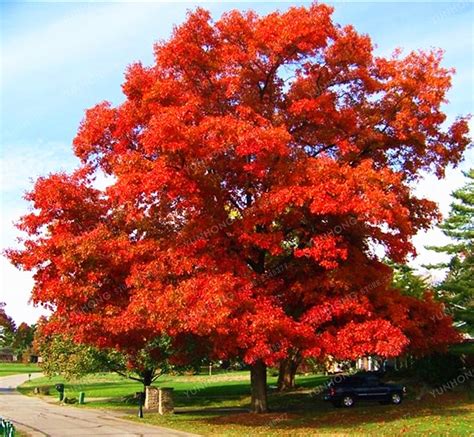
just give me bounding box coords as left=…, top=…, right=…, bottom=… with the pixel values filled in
left=8, top=4, right=469, bottom=366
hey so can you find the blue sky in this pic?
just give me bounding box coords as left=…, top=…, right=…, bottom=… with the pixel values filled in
left=1, top=1, right=473, bottom=324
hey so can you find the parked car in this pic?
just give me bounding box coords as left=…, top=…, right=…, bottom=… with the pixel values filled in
left=323, top=372, right=407, bottom=407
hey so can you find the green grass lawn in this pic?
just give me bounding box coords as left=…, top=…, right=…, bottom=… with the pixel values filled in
left=0, top=362, right=41, bottom=377
left=18, top=370, right=474, bottom=435
left=18, top=371, right=328, bottom=409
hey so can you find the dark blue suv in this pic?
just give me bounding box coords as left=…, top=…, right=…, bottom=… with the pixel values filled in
left=323, top=372, right=407, bottom=407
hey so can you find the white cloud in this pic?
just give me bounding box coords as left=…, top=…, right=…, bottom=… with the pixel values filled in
left=0, top=141, right=78, bottom=251
left=0, top=257, right=49, bottom=325
left=0, top=141, right=77, bottom=194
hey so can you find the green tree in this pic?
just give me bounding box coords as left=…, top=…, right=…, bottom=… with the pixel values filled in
left=426, top=169, right=474, bottom=334
left=0, top=303, right=16, bottom=348
left=12, top=322, right=35, bottom=360
left=389, top=261, right=430, bottom=299
left=37, top=334, right=123, bottom=379
left=36, top=331, right=176, bottom=390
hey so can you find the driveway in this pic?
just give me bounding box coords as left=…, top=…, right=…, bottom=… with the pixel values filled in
left=0, top=373, right=198, bottom=436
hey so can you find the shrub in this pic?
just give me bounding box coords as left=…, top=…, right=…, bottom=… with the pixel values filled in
left=414, top=353, right=464, bottom=385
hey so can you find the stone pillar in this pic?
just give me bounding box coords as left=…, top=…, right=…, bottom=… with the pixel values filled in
left=145, top=386, right=159, bottom=411
left=158, top=387, right=174, bottom=415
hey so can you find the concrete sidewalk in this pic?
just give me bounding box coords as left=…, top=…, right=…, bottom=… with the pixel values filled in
left=0, top=373, right=198, bottom=436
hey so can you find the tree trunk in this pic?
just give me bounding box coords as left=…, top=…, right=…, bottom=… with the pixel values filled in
left=142, top=368, right=154, bottom=391
left=277, top=357, right=298, bottom=391
left=250, top=360, right=268, bottom=413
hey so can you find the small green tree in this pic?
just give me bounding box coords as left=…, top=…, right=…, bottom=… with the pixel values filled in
left=426, top=169, right=474, bottom=334
left=0, top=303, right=16, bottom=349
left=37, top=334, right=118, bottom=379
left=36, top=332, right=174, bottom=390
left=12, top=322, right=36, bottom=360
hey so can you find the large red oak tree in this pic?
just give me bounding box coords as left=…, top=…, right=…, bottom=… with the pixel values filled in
left=8, top=4, right=470, bottom=412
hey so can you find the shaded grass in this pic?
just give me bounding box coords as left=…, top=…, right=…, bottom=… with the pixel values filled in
left=129, top=391, right=474, bottom=436
left=18, top=370, right=474, bottom=435
left=0, top=363, right=41, bottom=377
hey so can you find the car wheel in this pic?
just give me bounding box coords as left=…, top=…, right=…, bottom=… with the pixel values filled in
left=391, top=392, right=402, bottom=405
left=342, top=395, right=355, bottom=407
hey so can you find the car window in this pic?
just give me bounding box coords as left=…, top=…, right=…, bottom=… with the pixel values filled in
left=331, top=375, right=381, bottom=386
left=338, top=376, right=361, bottom=386
left=366, top=376, right=380, bottom=386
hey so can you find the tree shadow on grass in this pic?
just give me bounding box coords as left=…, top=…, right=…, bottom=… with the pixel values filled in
left=176, top=390, right=473, bottom=432
left=172, top=374, right=329, bottom=408
left=81, top=374, right=329, bottom=410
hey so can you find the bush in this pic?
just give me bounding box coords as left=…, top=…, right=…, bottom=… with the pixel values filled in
left=63, top=397, right=77, bottom=404
left=268, top=367, right=279, bottom=377
left=414, top=353, right=464, bottom=385
left=121, top=393, right=140, bottom=405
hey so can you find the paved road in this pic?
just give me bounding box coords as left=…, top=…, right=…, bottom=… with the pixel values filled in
left=0, top=373, right=198, bottom=436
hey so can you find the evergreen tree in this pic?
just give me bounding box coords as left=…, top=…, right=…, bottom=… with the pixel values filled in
left=426, top=169, right=474, bottom=334
left=389, top=261, right=430, bottom=299
left=0, top=303, right=16, bottom=348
